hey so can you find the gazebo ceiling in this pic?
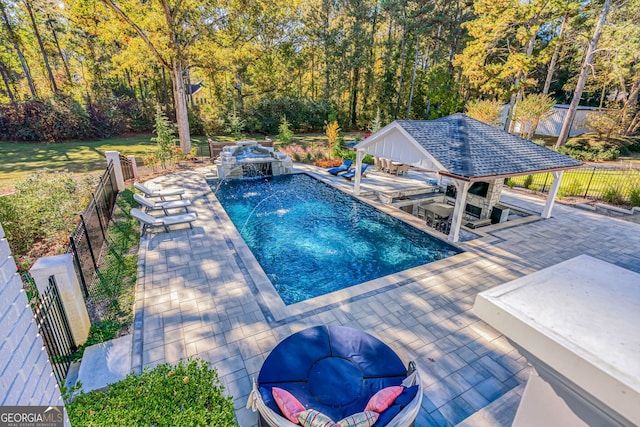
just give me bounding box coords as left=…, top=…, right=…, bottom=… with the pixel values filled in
left=356, top=113, right=583, bottom=181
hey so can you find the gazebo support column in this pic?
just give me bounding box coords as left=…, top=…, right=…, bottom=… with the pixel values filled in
left=448, top=180, right=471, bottom=243
left=354, top=150, right=364, bottom=195
left=542, top=171, right=564, bottom=219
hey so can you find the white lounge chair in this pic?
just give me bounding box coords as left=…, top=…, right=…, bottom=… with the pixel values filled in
left=131, top=208, right=197, bottom=235
left=133, top=193, right=192, bottom=215
left=134, top=182, right=185, bottom=200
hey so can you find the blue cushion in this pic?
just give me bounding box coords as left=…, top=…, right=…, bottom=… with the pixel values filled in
left=373, top=405, right=401, bottom=427
left=327, top=326, right=407, bottom=378
left=259, top=326, right=409, bottom=422
left=308, top=357, right=363, bottom=406
left=394, top=385, right=419, bottom=407
left=259, top=326, right=331, bottom=383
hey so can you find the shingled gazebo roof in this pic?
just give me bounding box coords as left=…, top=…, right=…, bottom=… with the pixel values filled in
left=355, top=113, right=583, bottom=181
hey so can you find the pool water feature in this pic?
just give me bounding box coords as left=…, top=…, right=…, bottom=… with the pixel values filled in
left=211, top=173, right=462, bottom=305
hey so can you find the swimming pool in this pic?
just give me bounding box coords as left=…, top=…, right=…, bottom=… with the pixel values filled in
left=211, top=173, right=461, bottom=305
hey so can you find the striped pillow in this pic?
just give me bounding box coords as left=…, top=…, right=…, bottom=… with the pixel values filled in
left=298, top=410, right=379, bottom=427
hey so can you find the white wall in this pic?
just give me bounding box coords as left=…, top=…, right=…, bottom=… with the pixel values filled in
left=0, top=223, right=69, bottom=423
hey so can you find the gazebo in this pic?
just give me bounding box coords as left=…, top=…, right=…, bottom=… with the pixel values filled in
left=352, top=113, right=583, bottom=242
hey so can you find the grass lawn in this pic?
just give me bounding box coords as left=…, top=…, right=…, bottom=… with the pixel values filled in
left=0, top=134, right=212, bottom=194
left=0, top=131, right=362, bottom=194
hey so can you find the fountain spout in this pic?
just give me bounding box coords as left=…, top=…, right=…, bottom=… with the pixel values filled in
left=215, top=141, right=293, bottom=179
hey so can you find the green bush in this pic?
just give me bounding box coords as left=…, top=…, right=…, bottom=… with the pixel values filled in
left=0, top=94, right=152, bottom=142
left=67, top=359, right=236, bottom=426
left=562, top=179, right=586, bottom=197
left=278, top=115, right=294, bottom=143
left=602, top=187, right=625, bottom=205
left=0, top=170, right=94, bottom=255
left=557, top=145, right=620, bottom=161
left=245, top=96, right=333, bottom=134
left=522, top=175, right=534, bottom=189
left=629, top=188, right=640, bottom=207
left=504, top=178, right=515, bottom=189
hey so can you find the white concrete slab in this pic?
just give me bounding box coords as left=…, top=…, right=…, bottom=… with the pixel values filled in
left=474, top=255, right=640, bottom=426
left=77, top=335, right=132, bottom=392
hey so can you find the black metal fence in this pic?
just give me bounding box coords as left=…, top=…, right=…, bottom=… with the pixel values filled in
left=508, top=166, right=640, bottom=202
left=119, top=154, right=135, bottom=181
left=68, top=161, right=119, bottom=300
left=32, top=276, right=77, bottom=388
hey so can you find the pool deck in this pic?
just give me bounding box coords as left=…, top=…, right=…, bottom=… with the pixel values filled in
left=132, top=165, right=640, bottom=427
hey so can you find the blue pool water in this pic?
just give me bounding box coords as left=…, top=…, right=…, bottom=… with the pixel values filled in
left=211, top=174, right=461, bottom=305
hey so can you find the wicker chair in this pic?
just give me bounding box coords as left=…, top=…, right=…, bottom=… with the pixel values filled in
left=246, top=326, right=423, bottom=427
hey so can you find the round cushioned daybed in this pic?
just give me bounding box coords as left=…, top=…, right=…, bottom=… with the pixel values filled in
left=247, top=325, right=422, bottom=427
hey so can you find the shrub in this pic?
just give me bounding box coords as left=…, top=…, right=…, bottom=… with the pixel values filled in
left=187, top=105, right=205, bottom=136
left=522, top=175, right=534, bottom=189
left=602, top=187, right=625, bottom=205
left=584, top=108, right=623, bottom=139
left=562, top=179, right=585, bottom=197
left=557, top=144, right=620, bottom=161
left=277, top=144, right=327, bottom=163
left=504, top=178, right=515, bottom=188
left=513, top=93, right=556, bottom=139
left=629, top=188, right=640, bottom=207
left=245, top=97, right=333, bottom=134
left=151, top=107, right=180, bottom=168
left=225, top=107, right=246, bottom=139
left=66, top=359, right=236, bottom=426
left=314, top=158, right=344, bottom=168
left=0, top=170, right=94, bottom=255
left=326, top=121, right=341, bottom=157
left=278, top=115, right=294, bottom=143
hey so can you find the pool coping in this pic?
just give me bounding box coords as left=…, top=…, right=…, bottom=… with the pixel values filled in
left=205, top=169, right=474, bottom=322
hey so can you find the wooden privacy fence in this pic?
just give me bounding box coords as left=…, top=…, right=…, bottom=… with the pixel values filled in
left=508, top=166, right=640, bottom=202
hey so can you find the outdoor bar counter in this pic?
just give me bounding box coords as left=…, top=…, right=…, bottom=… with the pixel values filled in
left=474, top=254, right=639, bottom=426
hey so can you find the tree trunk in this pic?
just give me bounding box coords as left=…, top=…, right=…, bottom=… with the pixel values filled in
left=24, top=0, right=58, bottom=93
left=362, top=4, right=378, bottom=117
left=161, top=67, right=171, bottom=114
left=543, top=13, right=568, bottom=95
left=235, top=74, right=244, bottom=114
left=407, top=36, right=420, bottom=119
left=623, top=70, right=640, bottom=135
left=173, top=60, right=191, bottom=154
left=394, top=19, right=407, bottom=119
left=350, top=66, right=360, bottom=127
left=0, top=61, right=15, bottom=101
left=0, top=0, right=37, bottom=98
left=556, top=0, right=611, bottom=148
left=46, top=16, right=72, bottom=84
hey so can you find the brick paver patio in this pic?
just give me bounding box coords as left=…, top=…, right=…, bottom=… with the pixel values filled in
left=131, top=166, right=640, bottom=427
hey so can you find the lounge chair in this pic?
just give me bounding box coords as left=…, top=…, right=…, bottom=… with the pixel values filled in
left=134, top=182, right=185, bottom=200
left=133, top=193, right=192, bottom=215
left=248, top=326, right=422, bottom=427
left=396, top=163, right=410, bottom=176
left=342, top=163, right=368, bottom=180
left=327, top=160, right=353, bottom=175
left=131, top=208, right=197, bottom=235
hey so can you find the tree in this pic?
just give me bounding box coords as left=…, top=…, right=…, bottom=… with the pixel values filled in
left=513, top=93, right=555, bottom=139
left=465, top=99, right=503, bottom=125
left=556, top=0, right=611, bottom=147
left=98, top=0, right=217, bottom=154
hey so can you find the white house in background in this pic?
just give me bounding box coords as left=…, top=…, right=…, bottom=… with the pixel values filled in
left=500, top=104, right=611, bottom=137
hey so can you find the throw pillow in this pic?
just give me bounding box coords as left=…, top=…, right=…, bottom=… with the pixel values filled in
left=364, top=386, right=404, bottom=413
left=373, top=405, right=401, bottom=427
left=298, top=409, right=337, bottom=427
left=298, top=410, right=379, bottom=427
left=272, top=387, right=306, bottom=424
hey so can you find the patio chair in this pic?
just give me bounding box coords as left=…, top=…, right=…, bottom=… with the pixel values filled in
left=247, top=325, right=422, bottom=427
left=380, top=158, right=390, bottom=173
left=387, top=161, right=399, bottom=175
left=131, top=208, right=197, bottom=236
left=133, top=193, right=192, bottom=215
left=327, top=160, right=353, bottom=175
left=396, top=164, right=410, bottom=176
left=134, top=182, right=185, bottom=200
left=342, top=164, right=369, bottom=180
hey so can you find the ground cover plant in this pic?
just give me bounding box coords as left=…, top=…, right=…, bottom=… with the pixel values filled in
left=66, top=358, right=236, bottom=426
